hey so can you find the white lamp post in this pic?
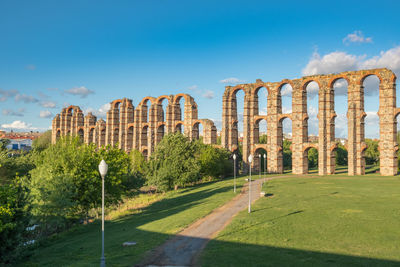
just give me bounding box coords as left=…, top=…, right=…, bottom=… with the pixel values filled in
left=259, top=154, right=262, bottom=180
left=263, top=153, right=267, bottom=184
left=233, top=154, right=237, bottom=193
left=98, top=159, right=108, bottom=267
left=248, top=154, right=253, bottom=213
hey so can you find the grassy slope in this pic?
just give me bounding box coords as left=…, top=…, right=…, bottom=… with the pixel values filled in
left=20, top=177, right=246, bottom=267
left=201, top=174, right=400, bottom=266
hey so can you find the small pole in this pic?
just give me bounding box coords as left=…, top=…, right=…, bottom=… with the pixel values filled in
left=233, top=154, right=237, bottom=193
left=101, top=174, right=105, bottom=267
left=264, top=154, right=267, bottom=184
left=248, top=154, right=253, bottom=213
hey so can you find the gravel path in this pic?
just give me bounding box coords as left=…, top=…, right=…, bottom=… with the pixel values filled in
left=137, top=177, right=267, bottom=267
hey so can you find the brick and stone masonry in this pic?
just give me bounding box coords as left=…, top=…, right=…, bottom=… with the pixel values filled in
left=52, top=94, right=217, bottom=159
left=221, top=68, right=398, bottom=176
left=53, top=68, right=398, bottom=176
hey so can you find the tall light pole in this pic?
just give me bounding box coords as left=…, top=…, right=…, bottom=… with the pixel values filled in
left=233, top=154, right=237, bottom=193
left=248, top=154, right=253, bottom=213
left=98, top=159, right=108, bottom=267
left=263, top=153, right=267, bottom=184
left=259, top=154, right=262, bottom=180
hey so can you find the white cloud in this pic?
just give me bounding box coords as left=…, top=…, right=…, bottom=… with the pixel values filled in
left=202, top=90, right=215, bottom=99
left=15, top=93, right=39, bottom=103
left=219, top=77, right=245, bottom=84
left=303, top=51, right=360, bottom=76
left=1, top=120, right=37, bottom=130
left=343, top=31, right=372, bottom=45
left=0, top=89, right=19, bottom=102
left=39, top=110, right=53, bottom=118
left=65, top=86, right=94, bottom=98
left=2, top=108, right=25, bottom=117
left=302, top=46, right=400, bottom=97
left=40, top=101, right=57, bottom=108
left=85, top=103, right=110, bottom=118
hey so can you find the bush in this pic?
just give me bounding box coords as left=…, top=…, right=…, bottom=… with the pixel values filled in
left=0, top=179, right=31, bottom=265
left=28, top=137, right=139, bottom=233
left=146, top=133, right=201, bottom=191
left=196, top=141, right=231, bottom=179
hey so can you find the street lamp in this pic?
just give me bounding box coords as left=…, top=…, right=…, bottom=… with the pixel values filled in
left=98, top=159, right=108, bottom=267
left=263, top=153, right=267, bottom=184
left=233, top=154, right=237, bottom=193
left=259, top=154, right=262, bottom=180
left=248, top=154, right=253, bottom=213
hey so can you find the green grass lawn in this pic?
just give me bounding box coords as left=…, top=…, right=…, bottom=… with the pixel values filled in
left=200, top=174, right=400, bottom=266
left=19, top=177, right=246, bottom=267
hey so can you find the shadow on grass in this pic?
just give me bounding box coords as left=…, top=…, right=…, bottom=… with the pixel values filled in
left=19, top=180, right=238, bottom=266
left=200, top=236, right=400, bottom=267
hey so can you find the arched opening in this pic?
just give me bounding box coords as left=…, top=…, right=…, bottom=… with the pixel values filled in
left=256, top=86, right=268, bottom=145
left=255, top=147, right=267, bottom=176
left=78, top=129, right=84, bottom=142
left=156, top=124, right=165, bottom=145
left=233, top=89, right=245, bottom=151
left=56, top=130, right=61, bottom=140
left=363, top=75, right=380, bottom=172
left=257, top=118, right=268, bottom=144
left=127, top=126, right=134, bottom=151
left=141, top=125, right=148, bottom=148
left=89, top=128, right=94, bottom=144
left=113, top=128, right=119, bottom=146
left=306, top=147, right=318, bottom=174
left=305, top=81, right=320, bottom=139
left=100, top=128, right=106, bottom=146
left=192, top=121, right=204, bottom=142
left=281, top=117, right=292, bottom=172
left=178, top=96, right=185, bottom=122
left=159, top=98, right=169, bottom=122
left=333, top=78, right=349, bottom=174
left=175, top=122, right=184, bottom=134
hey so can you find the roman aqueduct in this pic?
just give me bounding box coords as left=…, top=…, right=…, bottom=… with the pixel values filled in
left=52, top=68, right=399, bottom=176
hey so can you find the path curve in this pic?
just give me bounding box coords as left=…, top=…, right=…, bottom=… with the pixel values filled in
left=137, top=177, right=275, bottom=267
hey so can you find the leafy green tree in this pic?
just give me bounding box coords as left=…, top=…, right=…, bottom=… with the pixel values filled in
left=146, top=133, right=201, bottom=191
left=28, top=137, right=137, bottom=232
left=335, top=144, right=348, bottom=166
left=308, top=148, right=318, bottom=168
left=283, top=140, right=292, bottom=169
left=32, top=130, right=52, bottom=152
left=0, top=178, right=31, bottom=265
left=195, top=142, right=231, bottom=179
left=365, top=139, right=379, bottom=165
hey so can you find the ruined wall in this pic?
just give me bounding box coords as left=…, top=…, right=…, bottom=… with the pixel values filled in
left=52, top=94, right=217, bottom=159
left=222, top=68, right=397, bottom=176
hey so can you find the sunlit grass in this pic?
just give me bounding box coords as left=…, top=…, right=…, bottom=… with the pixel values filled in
left=201, top=175, right=400, bottom=266
left=19, top=177, right=246, bottom=267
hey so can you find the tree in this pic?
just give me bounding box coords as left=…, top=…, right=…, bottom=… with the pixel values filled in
left=335, top=144, right=348, bottom=166
left=0, top=178, right=30, bottom=265
left=195, top=141, right=231, bottom=179
left=283, top=140, right=292, bottom=169
left=308, top=148, right=318, bottom=169
left=28, top=137, right=137, bottom=232
left=259, top=134, right=267, bottom=144
left=365, top=139, right=379, bottom=165
left=32, top=130, right=52, bottom=152
left=146, top=133, right=201, bottom=191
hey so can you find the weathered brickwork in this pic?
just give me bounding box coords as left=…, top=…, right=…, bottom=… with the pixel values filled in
left=222, top=68, right=398, bottom=176
left=52, top=94, right=217, bottom=158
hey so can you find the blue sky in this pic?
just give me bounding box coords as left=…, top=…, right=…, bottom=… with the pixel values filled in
left=1, top=0, right=400, bottom=138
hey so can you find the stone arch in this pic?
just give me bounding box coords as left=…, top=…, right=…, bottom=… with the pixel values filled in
left=156, top=123, right=166, bottom=145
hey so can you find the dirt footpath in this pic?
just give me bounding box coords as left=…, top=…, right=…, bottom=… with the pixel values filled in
left=137, top=178, right=266, bottom=267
